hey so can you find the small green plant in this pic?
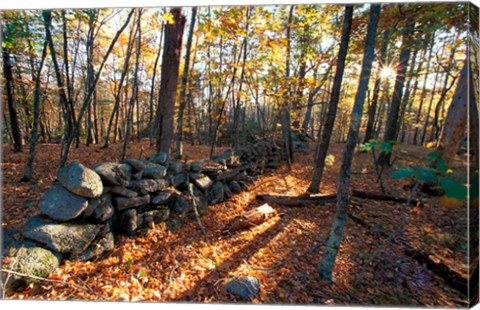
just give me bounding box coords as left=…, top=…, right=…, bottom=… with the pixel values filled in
left=389, top=150, right=467, bottom=202
left=359, top=139, right=398, bottom=192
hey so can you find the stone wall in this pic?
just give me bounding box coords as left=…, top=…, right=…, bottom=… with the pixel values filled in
left=3, top=137, right=309, bottom=291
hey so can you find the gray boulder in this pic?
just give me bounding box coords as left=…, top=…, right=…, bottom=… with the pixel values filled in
left=224, top=276, right=260, bottom=300
left=168, top=162, right=185, bottom=175
left=90, top=193, right=115, bottom=222
left=128, top=179, right=167, bottom=194
left=213, top=168, right=240, bottom=182
left=3, top=239, right=62, bottom=292
left=190, top=174, right=214, bottom=192
left=150, top=152, right=168, bottom=165
left=77, top=232, right=114, bottom=262
left=173, top=195, right=191, bottom=214
left=22, top=215, right=102, bottom=255
left=190, top=161, right=203, bottom=172
left=208, top=182, right=225, bottom=205
left=39, top=184, right=89, bottom=221
left=81, top=197, right=100, bottom=218
left=119, top=209, right=138, bottom=235
left=171, top=173, right=187, bottom=188
left=94, top=162, right=131, bottom=186
left=104, top=186, right=138, bottom=198
left=114, top=194, right=151, bottom=211
left=152, top=189, right=179, bottom=205
left=223, top=183, right=233, bottom=199
left=139, top=208, right=170, bottom=228
left=57, top=161, right=103, bottom=198
left=229, top=181, right=242, bottom=194
left=142, top=164, right=167, bottom=179
left=121, top=158, right=146, bottom=172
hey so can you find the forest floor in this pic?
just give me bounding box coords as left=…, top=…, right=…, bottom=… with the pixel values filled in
left=1, top=139, right=471, bottom=307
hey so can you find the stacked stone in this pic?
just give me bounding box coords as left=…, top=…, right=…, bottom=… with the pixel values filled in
left=3, top=139, right=286, bottom=292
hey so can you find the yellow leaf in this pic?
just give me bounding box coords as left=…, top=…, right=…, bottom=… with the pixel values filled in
left=439, top=196, right=464, bottom=208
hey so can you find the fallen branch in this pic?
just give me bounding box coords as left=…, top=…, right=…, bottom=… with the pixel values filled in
left=188, top=183, right=209, bottom=243
left=352, top=190, right=423, bottom=207
left=1, top=269, right=103, bottom=299
left=257, top=190, right=422, bottom=207
left=256, top=193, right=336, bottom=206
left=221, top=204, right=277, bottom=234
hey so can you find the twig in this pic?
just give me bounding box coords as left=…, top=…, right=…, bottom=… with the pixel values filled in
left=371, top=147, right=385, bottom=193
left=188, top=183, right=209, bottom=244
left=1, top=269, right=103, bottom=299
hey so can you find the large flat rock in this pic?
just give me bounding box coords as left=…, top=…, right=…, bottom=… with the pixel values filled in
left=22, top=215, right=102, bottom=255
left=57, top=161, right=103, bottom=198
left=39, top=184, right=89, bottom=221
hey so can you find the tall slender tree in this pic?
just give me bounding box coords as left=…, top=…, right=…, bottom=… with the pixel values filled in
left=308, top=5, right=353, bottom=193
left=60, top=9, right=135, bottom=167
left=22, top=41, right=48, bottom=181
left=318, top=4, right=381, bottom=280
left=377, top=13, right=415, bottom=166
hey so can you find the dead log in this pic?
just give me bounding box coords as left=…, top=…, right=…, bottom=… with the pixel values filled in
left=221, top=204, right=276, bottom=234
left=352, top=190, right=423, bottom=207
left=256, top=191, right=421, bottom=207
left=256, top=193, right=336, bottom=206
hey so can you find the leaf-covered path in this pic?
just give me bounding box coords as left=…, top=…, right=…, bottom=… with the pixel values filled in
left=1, top=140, right=469, bottom=306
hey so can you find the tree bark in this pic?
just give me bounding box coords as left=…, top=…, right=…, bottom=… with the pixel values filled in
left=22, top=41, right=48, bottom=181
left=377, top=16, right=415, bottom=166
left=413, top=31, right=436, bottom=145
left=317, top=4, right=380, bottom=280
left=175, top=7, right=197, bottom=159
left=307, top=5, right=353, bottom=193
left=2, top=46, right=23, bottom=152
left=122, top=9, right=142, bottom=160
left=149, top=22, right=164, bottom=146
left=155, top=8, right=186, bottom=157
left=435, top=62, right=470, bottom=164
left=280, top=5, right=295, bottom=166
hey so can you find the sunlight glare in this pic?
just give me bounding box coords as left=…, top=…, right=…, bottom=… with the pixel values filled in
left=380, top=65, right=396, bottom=80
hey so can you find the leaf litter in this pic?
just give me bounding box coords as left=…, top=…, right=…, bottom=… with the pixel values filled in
left=1, top=140, right=469, bottom=306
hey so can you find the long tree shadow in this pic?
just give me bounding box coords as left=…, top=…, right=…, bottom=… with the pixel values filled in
left=172, top=215, right=293, bottom=302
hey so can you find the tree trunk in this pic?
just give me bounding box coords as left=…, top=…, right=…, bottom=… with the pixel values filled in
left=318, top=4, right=380, bottom=280
left=42, top=10, right=74, bottom=147
left=435, top=62, right=470, bottom=164
left=413, top=31, right=436, bottom=145
left=2, top=46, right=23, bottom=152
left=396, top=45, right=419, bottom=142
left=420, top=67, right=441, bottom=146
left=280, top=5, right=295, bottom=166
left=22, top=41, right=48, bottom=181
left=122, top=9, right=142, bottom=160
left=377, top=16, right=415, bottom=166
left=149, top=22, right=164, bottom=146
left=232, top=7, right=251, bottom=149
left=308, top=5, right=353, bottom=193
left=103, top=18, right=137, bottom=148
left=60, top=9, right=134, bottom=167
left=155, top=8, right=186, bottom=158
left=175, top=7, right=197, bottom=159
